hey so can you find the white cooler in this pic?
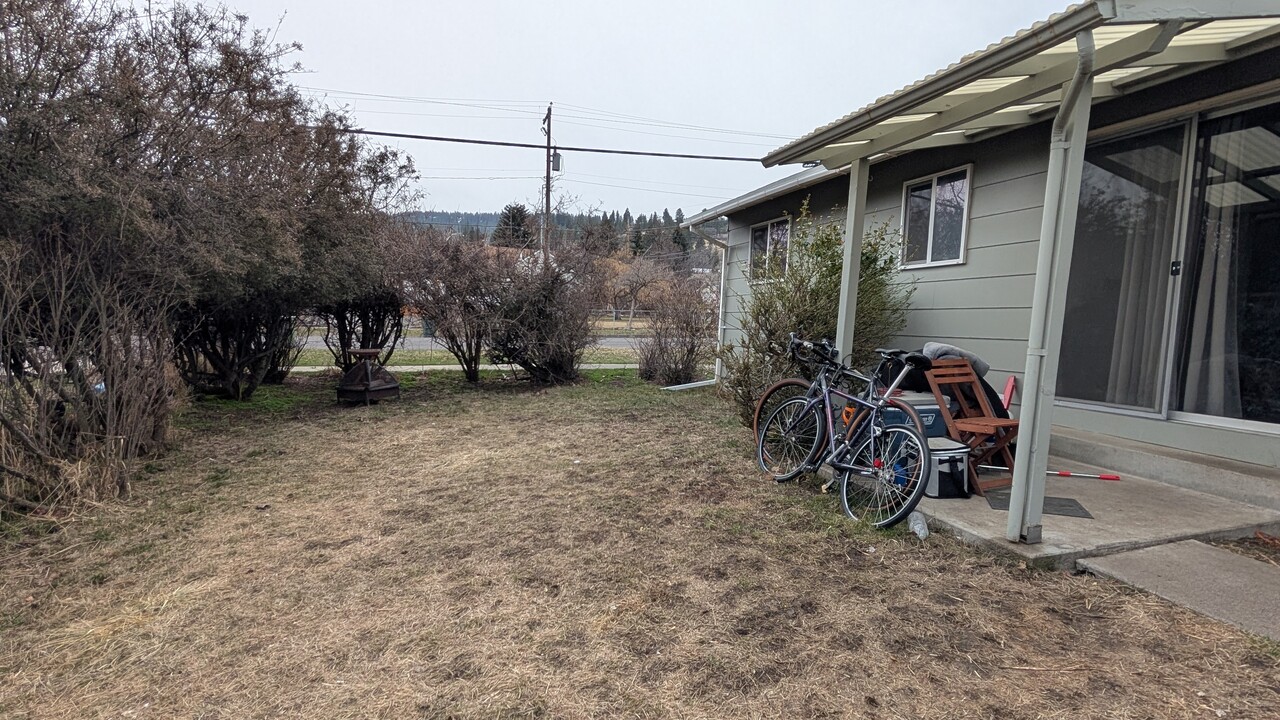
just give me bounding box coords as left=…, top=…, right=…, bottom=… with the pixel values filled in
left=926, top=437, right=971, bottom=498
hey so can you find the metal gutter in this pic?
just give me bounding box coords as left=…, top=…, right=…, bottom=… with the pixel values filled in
left=681, top=165, right=847, bottom=227
left=762, top=2, right=1112, bottom=167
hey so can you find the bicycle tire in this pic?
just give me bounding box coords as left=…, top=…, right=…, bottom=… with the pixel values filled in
left=839, top=424, right=929, bottom=529
left=756, top=396, right=825, bottom=482
left=753, top=377, right=811, bottom=438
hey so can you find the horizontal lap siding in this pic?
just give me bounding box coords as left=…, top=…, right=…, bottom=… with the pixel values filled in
left=860, top=124, right=1051, bottom=416
left=722, top=176, right=853, bottom=350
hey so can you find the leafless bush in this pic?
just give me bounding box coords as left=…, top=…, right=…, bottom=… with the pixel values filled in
left=637, top=276, right=717, bottom=386
left=488, top=248, right=601, bottom=385
left=392, top=225, right=502, bottom=383
left=263, top=317, right=307, bottom=385
left=0, top=243, right=181, bottom=511
left=317, top=290, right=405, bottom=372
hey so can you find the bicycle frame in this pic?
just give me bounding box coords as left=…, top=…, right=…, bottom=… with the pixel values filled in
left=788, top=356, right=919, bottom=477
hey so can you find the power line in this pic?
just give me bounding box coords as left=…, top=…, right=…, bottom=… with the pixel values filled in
left=337, top=128, right=762, bottom=162
left=312, top=105, right=778, bottom=147
left=419, top=175, right=542, bottom=180
left=299, top=86, right=793, bottom=140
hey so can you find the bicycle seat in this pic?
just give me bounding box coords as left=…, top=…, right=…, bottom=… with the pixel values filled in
left=875, top=348, right=933, bottom=371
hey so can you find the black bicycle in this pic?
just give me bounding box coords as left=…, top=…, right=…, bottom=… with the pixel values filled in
left=756, top=335, right=933, bottom=528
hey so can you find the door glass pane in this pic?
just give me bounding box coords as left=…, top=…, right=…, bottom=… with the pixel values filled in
left=1177, top=103, right=1280, bottom=423
left=1057, top=125, right=1186, bottom=409
left=904, top=181, right=931, bottom=264
left=932, top=170, right=968, bottom=261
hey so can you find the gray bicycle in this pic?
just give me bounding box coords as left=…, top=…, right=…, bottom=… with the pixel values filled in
left=757, top=335, right=933, bottom=529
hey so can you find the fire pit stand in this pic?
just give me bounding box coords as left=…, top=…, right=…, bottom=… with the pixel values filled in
left=336, top=348, right=400, bottom=405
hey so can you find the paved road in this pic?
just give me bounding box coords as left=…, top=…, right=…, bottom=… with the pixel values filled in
left=305, top=335, right=639, bottom=351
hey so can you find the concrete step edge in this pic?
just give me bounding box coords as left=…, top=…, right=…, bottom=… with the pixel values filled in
left=1050, top=427, right=1280, bottom=511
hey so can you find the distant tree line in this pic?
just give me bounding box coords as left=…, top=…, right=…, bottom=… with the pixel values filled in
left=402, top=204, right=715, bottom=264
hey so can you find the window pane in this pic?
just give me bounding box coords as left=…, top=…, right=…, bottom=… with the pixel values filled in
left=750, top=225, right=768, bottom=275
left=1177, top=102, right=1280, bottom=423
left=932, top=170, right=968, bottom=262
left=1056, top=126, right=1184, bottom=409
left=770, top=220, right=789, bottom=273
left=904, top=182, right=931, bottom=264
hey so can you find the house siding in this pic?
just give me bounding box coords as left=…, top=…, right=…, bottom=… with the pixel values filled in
left=861, top=123, right=1051, bottom=416
left=720, top=176, right=851, bottom=351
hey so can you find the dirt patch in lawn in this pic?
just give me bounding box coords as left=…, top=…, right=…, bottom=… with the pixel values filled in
left=2, top=372, right=1277, bottom=719
left=1213, top=532, right=1280, bottom=567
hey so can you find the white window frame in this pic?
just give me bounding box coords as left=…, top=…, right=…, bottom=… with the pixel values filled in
left=748, top=216, right=791, bottom=279
left=899, top=164, right=973, bottom=268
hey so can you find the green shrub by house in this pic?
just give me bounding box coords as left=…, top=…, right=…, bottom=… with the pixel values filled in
left=719, top=200, right=913, bottom=427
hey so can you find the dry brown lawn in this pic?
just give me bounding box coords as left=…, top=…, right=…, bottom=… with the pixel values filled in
left=2, top=372, right=1277, bottom=719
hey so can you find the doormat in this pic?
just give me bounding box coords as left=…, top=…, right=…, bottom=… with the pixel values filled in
left=984, top=489, right=1093, bottom=519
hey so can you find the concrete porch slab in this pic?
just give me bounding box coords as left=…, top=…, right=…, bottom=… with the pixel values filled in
left=1079, top=540, right=1280, bottom=641
left=918, top=455, right=1280, bottom=569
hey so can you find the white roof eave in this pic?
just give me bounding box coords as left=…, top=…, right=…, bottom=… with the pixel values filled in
left=681, top=164, right=849, bottom=228
left=763, top=0, right=1280, bottom=168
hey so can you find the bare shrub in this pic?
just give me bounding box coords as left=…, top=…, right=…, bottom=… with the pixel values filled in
left=172, top=300, right=299, bottom=400
left=393, top=225, right=502, bottom=383
left=488, top=248, right=601, bottom=385
left=637, top=276, right=717, bottom=386
left=317, top=289, right=405, bottom=372
left=0, top=242, right=180, bottom=510
left=263, top=317, right=307, bottom=385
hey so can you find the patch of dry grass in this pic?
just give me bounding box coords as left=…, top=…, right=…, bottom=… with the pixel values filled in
left=1, top=372, right=1277, bottom=719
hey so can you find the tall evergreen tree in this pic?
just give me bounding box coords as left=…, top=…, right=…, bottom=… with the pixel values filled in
left=492, top=202, right=533, bottom=248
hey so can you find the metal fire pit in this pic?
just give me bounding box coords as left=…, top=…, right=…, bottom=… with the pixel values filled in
left=336, top=348, right=400, bottom=404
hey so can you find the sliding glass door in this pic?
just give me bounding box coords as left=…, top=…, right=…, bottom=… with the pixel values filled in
left=1176, top=103, right=1280, bottom=425
left=1057, top=125, right=1187, bottom=411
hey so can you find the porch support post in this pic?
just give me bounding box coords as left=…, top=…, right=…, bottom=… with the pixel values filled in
left=1006, top=31, right=1095, bottom=544
left=835, top=158, right=871, bottom=361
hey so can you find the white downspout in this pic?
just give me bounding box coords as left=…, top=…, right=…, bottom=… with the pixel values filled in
left=1006, top=30, right=1095, bottom=544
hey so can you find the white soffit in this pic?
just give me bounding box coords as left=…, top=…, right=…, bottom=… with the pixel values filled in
left=764, top=2, right=1280, bottom=169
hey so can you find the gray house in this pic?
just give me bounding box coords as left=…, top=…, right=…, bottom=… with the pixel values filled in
left=687, top=1, right=1280, bottom=544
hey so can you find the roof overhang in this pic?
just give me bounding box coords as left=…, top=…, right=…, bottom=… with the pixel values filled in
left=763, top=0, right=1280, bottom=169
left=680, top=163, right=848, bottom=229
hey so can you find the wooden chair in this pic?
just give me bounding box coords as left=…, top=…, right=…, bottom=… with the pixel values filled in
left=924, top=358, right=1019, bottom=496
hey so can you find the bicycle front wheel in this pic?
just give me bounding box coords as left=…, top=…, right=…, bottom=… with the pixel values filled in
left=839, top=424, right=929, bottom=528
left=757, top=396, right=824, bottom=482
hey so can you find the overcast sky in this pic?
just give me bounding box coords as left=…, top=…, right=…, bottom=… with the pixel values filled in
left=227, top=0, right=1069, bottom=217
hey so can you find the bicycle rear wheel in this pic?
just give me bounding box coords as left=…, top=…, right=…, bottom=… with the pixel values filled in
left=757, top=396, right=824, bottom=482
left=753, top=377, right=812, bottom=438
left=839, top=424, right=929, bottom=528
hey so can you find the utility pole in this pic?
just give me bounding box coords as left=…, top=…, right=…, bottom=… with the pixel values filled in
left=542, top=103, right=552, bottom=255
